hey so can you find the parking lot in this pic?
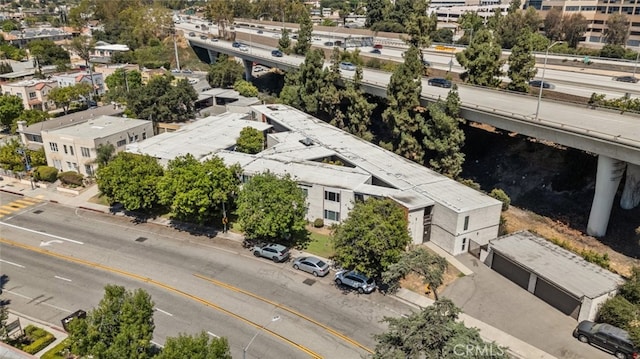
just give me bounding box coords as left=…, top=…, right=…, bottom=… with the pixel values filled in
left=441, top=254, right=612, bottom=359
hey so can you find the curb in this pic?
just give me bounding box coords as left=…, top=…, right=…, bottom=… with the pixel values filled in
left=77, top=206, right=107, bottom=214
left=0, top=188, right=24, bottom=196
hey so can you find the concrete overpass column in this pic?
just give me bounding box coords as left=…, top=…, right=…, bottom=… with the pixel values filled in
left=621, top=163, right=640, bottom=210
left=242, top=59, right=253, bottom=81
left=207, top=49, right=219, bottom=64
left=587, top=155, right=626, bottom=237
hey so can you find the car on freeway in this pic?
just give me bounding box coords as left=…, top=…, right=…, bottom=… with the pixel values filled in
left=573, top=321, right=638, bottom=359
left=529, top=80, right=555, bottom=89
left=181, top=69, right=193, bottom=74
left=370, top=49, right=381, bottom=55
left=171, top=68, right=180, bottom=73
left=292, top=256, right=330, bottom=277
left=427, top=78, right=452, bottom=88
left=292, top=34, right=298, bottom=39
left=239, top=45, right=249, bottom=52
left=613, top=75, right=639, bottom=83
left=188, top=32, right=195, bottom=37
left=257, top=29, right=264, bottom=34
left=271, top=49, right=283, bottom=57
left=335, top=270, right=376, bottom=294
left=200, top=35, right=207, bottom=40
left=324, top=41, right=335, bottom=47
left=252, top=243, right=290, bottom=262
left=209, top=37, right=219, bottom=42
left=232, top=41, right=241, bottom=48
left=339, top=61, right=356, bottom=71
left=373, top=44, right=383, bottom=49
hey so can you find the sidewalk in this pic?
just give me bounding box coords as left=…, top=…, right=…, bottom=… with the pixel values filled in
left=0, top=177, right=556, bottom=358
left=4, top=310, right=67, bottom=358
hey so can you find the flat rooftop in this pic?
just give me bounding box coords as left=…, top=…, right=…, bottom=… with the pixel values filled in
left=46, top=115, right=150, bottom=139
left=21, top=105, right=124, bottom=135
left=251, top=104, right=499, bottom=212
left=490, top=231, right=624, bottom=299
left=126, top=112, right=272, bottom=164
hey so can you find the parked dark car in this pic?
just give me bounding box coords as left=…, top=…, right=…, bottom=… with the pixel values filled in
left=529, top=80, right=555, bottom=89
left=61, top=310, right=87, bottom=332
left=373, top=44, right=383, bottom=49
left=232, top=41, right=241, bottom=48
left=324, top=41, right=334, bottom=47
left=370, top=49, right=381, bottom=55
left=574, top=321, right=639, bottom=359
left=613, top=76, right=639, bottom=83
left=427, top=78, right=452, bottom=88
left=271, top=49, right=283, bottom=57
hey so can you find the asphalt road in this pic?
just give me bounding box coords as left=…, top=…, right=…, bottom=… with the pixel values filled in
left=0, top=192, right=414, bottom=358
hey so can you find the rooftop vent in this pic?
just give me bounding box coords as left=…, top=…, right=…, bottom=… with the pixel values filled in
left=300, top=137, right=313, bottom=146
left=267, top=105, right=280, bottom=111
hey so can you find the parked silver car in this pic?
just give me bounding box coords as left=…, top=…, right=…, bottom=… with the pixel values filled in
left=252, top=243, right=290, bottom=262
left=334, top=270, right=376, bottom=294
left=292, top=256, right=330, bottom=277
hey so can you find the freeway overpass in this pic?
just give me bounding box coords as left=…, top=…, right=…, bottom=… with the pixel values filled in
left=187, top=36, right=640, bottom=239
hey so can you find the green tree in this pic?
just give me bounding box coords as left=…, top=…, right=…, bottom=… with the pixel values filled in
left=404, top=0, right=432, bottom=49
left=105, top=69, right=142, bottom=103
left=563, top=13, right=589, bottom=48
left=374, top=299, right=508, bottom=358
left=341, top=66, right=376, bottom=141
left=205, top=0, right=234, bottom=40
left=0, top=61, right=13, bottom=74
left=233, top=80, right=259, bottom=97
left=207, top=54, right=244, bottom=88
left=298, top=49, right=327, bottom=115
left=28, top=148, right=46, bottom=168
left=47, top=87, right=73, bottom=115
left=382, top=246, right=448, bottom=298
left=69, top=35, right=96, bottom=68
left=69, top=285, right=155, bottom=359
left=489, top=188, right=511, bottom=211
left=236, top=172, right=308, bottom=245
left=157, top=154, right=241, bottom=225
left=365, top=0, right=388, bottom=28
left=96, top=152, right=164, bottom=212
left=127, top=76, right=198, bottom=123
left=600, top=44, right=626, bottom=59
left=332, top=198, right=411, bottom=279
left=457, top=12, right=484, bottom=45
left=604, top=13, right=630, bottom=46
left=382, top=45, right=426, bottom=163
left=26, top=39, right=70, bottom=67
left=0, top=275, right=8, bottom=341
left=95, top=143, right=116, bottom=167
left=597, top=295, right=638, bottom=328
left=236, top=127, right=264, bottom=154
left=156, top=332, right=232, bottom=359
left=278, top=28, right=291, bottom=54
left=544, top=8, right=564, bottom=42
left=431, top=29, right=453, bottom=43
left=423, top=88, right=466, bottom=179
left=68, top=0, right=90, bottom=30
left=0, top=94, right=24, bottom=128
left=457, top=28, right=504, bottom=87
left=294, top=8, right=313, bottom=55
left=11, top=109, right=49, bottom=133
left=620, top=267, right=640, bottom=305
left=0, top=138, right=25, bottom=171
left=507, top=30, right=537, bottom=92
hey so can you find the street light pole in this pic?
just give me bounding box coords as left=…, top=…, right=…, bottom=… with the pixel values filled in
left=243, top=316, right=280, bottom=359
left=535, top=41, right=563, bottom=121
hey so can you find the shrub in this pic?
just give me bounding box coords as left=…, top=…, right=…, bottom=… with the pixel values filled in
left=19, top=325, right=55, bottom=355
left=33, top=166, right=58, bottom=183
left=581, top=249, right=610, bottom=269
left=40, top=338, right=70, bottom=359
left=489, top=188, right=510, bottom=211
left=58, top=171, right=83, bottom=186
left=597, top=296, right=638, bottom=328
left=313, top=218, right=324, bottom=228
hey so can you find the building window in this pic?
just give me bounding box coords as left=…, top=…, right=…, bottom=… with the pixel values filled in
left=66, top=161, right=72, bottom=169
left=142, top=132, right=147, bottom=140
left=461, top=238, right=467, bottom=251
left=81, top=147, right=90, bottom=157
left=85, top=164, right=94, bottom=176
left=49, top=142, right=58, bottom=152
left=52, top=159, right=62, bottom=169
left=324, top=190, right=340, bottom=202
left=116, top=139, right=126, bottom=147
left=464, top=216, right=469, bottom=230
left=63, top=145, right=68, bottom=154
left=69, top=146, right=74, bottom=156
left=300, top=187, right=308, bottom=197
left=354, top=193, right=364, bottom=202
left=28, top=92, right=36, bottom=99
left=324, top=210, right=340, bottom=221
left=241, top=174, right=252, bottom=183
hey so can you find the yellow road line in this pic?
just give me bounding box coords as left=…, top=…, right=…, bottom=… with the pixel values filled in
left=0, top=237, right=322, bottom=359
left=194, top=273, right=374, bottom=354
left=15, top=198, right=41, bottom=205
left=0, top=208, right=13, bottom=215
left=5, top=202, right=27, bottom=209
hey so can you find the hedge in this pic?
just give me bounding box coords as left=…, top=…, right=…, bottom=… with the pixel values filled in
left=20, top=325, right=56, bottom=355
left=58, top=171, right=84, bottom=186
left=40, top=338, right=71, bottom=359
left=33, top=166, right=58, bottom=183
left=313, top=218, right=324, bottom=228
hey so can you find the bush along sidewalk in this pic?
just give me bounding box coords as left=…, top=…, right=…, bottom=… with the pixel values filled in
left=8, top=324, right=56, bottom=355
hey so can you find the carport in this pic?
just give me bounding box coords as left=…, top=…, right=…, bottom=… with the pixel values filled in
left=485, top=231, right=624, bottom=321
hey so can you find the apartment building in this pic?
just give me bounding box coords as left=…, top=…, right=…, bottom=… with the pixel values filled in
left=1, top=79, right=58, bottom=111
left=52, top=71, right=106, bottom=96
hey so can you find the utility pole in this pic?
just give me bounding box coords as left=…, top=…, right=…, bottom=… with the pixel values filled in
left=173, top=26, right=181, bottom=71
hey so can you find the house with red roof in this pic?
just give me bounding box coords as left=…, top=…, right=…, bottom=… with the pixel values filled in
left=52, top=71, right=105, bottom=95
left=1, top=79, right=58, bottom=111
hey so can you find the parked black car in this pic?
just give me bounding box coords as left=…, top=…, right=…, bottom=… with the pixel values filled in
left=427, top=78, right=452, bottom=88
left=232, top=41, right=241, bottom=48
left=529, top=80, right=555, bottom=89
left=573, top=321, right=639, bottom=359
left=271, top=49, right=283, bottom=57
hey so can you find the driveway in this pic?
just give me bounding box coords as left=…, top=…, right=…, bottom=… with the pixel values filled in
left=441, top=254, right=611, bottom=359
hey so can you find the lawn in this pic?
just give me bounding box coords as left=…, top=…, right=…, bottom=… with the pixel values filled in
left=305, top=231, right=335, bottom=259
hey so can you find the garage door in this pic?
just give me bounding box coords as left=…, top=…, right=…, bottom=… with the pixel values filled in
left=534, top=278, right=581, bottom=319
left=491, top=252, right=530, bottom=290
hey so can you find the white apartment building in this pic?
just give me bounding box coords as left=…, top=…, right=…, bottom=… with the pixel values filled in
left=52, top=71, right=105, bottom=95
left=127, top=105, right=502, bottom=256
left=42, top=115, right=153, bottom=176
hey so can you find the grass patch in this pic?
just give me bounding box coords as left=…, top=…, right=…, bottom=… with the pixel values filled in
left=41, top=338, right=71, bottom=359
left=88, top=194, right=110, bottom=206
left=305, top=232, right=335, bottom=258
